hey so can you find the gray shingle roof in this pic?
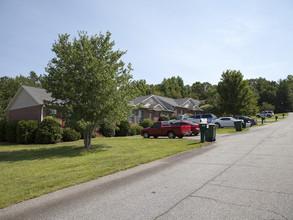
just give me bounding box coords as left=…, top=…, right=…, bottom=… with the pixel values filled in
left=22, top=86, right=55, bottom=105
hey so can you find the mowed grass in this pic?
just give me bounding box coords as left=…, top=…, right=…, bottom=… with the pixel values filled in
left=0, top=136, right=203, bottom=208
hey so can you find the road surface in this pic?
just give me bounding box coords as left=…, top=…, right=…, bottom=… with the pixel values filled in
left=1, top=114, right=293, bottom=219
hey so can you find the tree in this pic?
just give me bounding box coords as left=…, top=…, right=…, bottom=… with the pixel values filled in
left=159, top=76, right=188, bottom=98
left=274, top=79, right=293, bottom=113
left=217, top=70, right=257, bottom=116
left=43, top=31, right=136, bottom=148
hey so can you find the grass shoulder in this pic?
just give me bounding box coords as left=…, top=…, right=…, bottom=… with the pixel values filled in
left=0, top=136, right=203, bottom=208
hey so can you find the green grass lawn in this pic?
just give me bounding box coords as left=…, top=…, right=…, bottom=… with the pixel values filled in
left=0, top=136, right=203, bottom=208
left=216, top=127, right=247, bottom=134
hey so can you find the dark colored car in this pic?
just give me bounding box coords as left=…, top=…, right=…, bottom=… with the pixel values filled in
left=234, top=116, right=257, bottom=126
left=172, top=121, right=200, bottom=136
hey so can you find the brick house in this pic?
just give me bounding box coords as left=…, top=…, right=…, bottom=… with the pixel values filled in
left=5, top=85, right=63, bottom=124
left=129, top=94, right=203, bottom=124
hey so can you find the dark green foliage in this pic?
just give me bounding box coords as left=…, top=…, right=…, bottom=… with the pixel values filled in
left=65, top=120, right=84, bottom=138
left=134, top=125, right=143, bottom=135
left=5, top=121, right=19, bottom=143
left=116, top=120, right=130, bottom=136
left=0, top=120, right=6, bottom=142
left=62, top=128, right=81, bottom=142
left=99, top=121, right=115, bottom=137
left=158, top=115, right=170, bottom=121
left=35, top=117, right=62, bottom=144
left=16, top=120, right=38, bottom=144
left=130, top=126, right=137, bottom=136
left=170, top=115, right=177, bottom=120
left=140, top=118, right=154, bottom=128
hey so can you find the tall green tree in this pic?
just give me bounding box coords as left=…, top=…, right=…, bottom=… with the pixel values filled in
left=159, top=76, right=188, bottom=98
left=217, top=70, right=257, bottom=116
left=274, top=79, right=293, bottom=113
left=43, top=31, right=136, bottom=148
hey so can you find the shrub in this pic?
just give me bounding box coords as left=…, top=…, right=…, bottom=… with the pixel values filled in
left=5, top=120, right=19, bottom=143
left=130, top=126, right=137, bottom=136
left=170, top=115, right=177, bottom=120
left=116, top=120, right=130, bottom=136
left=0, top=120, right=6, bottom=142
left=158, top=115, right=170, bottom=121
left=140, top=118, right=154, bottom=128
left=35, top=117, right=62, bottom=144
left=134, top=125, right=143, bottom=135
left=65, top=120, right=84, bottom=138
left=100, top=121, right=115, bottom=137
left=62, top=128, right=81, bottom=142
left=16, top=120, right=38, bottom=144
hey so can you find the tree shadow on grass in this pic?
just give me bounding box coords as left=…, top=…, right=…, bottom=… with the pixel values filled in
left=0, top=144, right=112, bottom=162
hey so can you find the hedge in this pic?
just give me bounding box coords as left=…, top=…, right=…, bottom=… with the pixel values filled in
left=16, top=120, right=38, bottom=144
left=140, top=119, right=154, bottom=128
left=5, top=120, right=19, bottom=143
left=99, top=121, right=115, bottom=137
left=0, top=120, right=6, bottom=142
left=158, top=115, right=170, bottom=121
left=35, top=117, right=62, bottom=144
left=116, top=120, right=130, bottom=136
left=62, top=128, right=81, bottom=142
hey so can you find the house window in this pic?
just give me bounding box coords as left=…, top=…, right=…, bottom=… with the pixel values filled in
left=149, top=112, right=153, bottom=120
left=138, top=110, right=143, bottom=123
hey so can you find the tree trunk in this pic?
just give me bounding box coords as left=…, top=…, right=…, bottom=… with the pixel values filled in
left=83, top=129, right=92, bottom=148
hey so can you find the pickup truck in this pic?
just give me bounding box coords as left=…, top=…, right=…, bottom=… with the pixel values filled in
left=169, top=115, right=208, bottom=124
left=141, top=121, right=191, bottom=138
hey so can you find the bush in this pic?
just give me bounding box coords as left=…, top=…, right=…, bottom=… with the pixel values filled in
left=130, top=126, right=137, bottom=136
left=0, top=120, right=6, bottom=142
left=6, top=120, right=19, bottom=143
left=158, top=115, right=170, bottom=121
left=35, top=117, right=63, bottom=144
left=170, top=115, right=177, bottom=120
left=134, top=125, right=143, bottom=135
left=62, top=128, right=81, bottom=142
left=65, top=120, right=84, bottom=138
left=100, top=121, right=115, bottom=137
left=116, top=120, right=130, bottom=136
left=16, top=120, right=38, bottom=144
left=140, top=119, right=154, bottom=128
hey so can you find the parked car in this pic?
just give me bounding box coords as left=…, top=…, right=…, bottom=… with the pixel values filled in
left=233, top=116, right=253, bottom=127
left=141, top=121, right=192, bottom=138
left=256, top=111, right=273, bottom=118
left=213, top=117, right=243, bottom=128
left=190, top=113, right=217, bottom=123
left=172, top=121, right=200, bottom=136
left=170, top=115, right=207, bottom=124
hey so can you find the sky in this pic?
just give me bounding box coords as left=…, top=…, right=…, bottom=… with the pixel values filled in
left=0, top=0, right=292, bottom=85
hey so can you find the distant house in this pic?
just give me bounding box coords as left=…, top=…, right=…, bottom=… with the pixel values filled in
left=5, top=86, right=63, bottom=124
left=129, top=94, right=203, bottom=124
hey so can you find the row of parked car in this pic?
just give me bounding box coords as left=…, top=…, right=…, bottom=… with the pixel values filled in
left=141, top=113, right=259, bottom=139
left=170, top=114, right=258, bottom=129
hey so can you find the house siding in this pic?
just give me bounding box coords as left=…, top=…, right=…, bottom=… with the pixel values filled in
left=8, top=105, right=42, bottom=122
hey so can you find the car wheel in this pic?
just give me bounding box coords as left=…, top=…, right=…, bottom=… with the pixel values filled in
left=168, top=131, right=176, bottom=139
left=143, top=132, right=150, bottom=138
left=154, top=136, right=158, bottom=138
left=215, top=123, right=221, bottom=128
left=178, top=135, right=183, bottom=138
left=194, top=132, right=199, bottom=136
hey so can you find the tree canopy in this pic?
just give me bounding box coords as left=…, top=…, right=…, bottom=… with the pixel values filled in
left=43, top=31, right=136, bottom=147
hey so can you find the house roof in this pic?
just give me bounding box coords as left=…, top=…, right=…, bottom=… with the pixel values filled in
left=5, top=85, right=60, bottom=112
left=130, top=94, right=203, bottom=112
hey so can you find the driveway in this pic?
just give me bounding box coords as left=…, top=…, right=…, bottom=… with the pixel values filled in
left=1, top=114, right=293, bottom=219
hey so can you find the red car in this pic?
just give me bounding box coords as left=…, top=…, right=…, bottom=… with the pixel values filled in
left=172, top=121, right=200, bottom=136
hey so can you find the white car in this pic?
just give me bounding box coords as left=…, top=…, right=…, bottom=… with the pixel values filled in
left=213, top=117, right=243, bottom=128
left=170, top=115, right=207, bottom=124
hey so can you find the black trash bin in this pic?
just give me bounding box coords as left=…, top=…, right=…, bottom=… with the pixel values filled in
left=205, top=123, right=216, bottom=142
left=199, top=123, right=208, bottom=143
left=234, top=120, right=242, bottom=131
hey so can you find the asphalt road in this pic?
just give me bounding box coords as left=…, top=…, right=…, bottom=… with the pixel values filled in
left=1, top=114, right=293, bottom=220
